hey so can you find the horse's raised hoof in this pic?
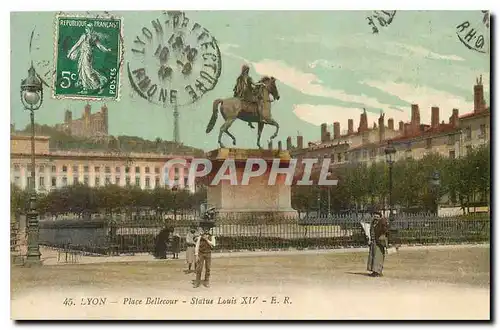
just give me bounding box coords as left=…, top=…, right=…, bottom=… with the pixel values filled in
left=232, top=141, right=236, bottom=146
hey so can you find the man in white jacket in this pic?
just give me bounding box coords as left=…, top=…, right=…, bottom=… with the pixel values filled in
left=194, top=225, right=216, bottom=288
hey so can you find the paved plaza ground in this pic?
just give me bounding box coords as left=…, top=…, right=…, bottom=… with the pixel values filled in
left=11, top=244, right=490, bottom=320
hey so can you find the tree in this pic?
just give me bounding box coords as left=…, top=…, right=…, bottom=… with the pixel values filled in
left=391, top=158, right=423, bottom=210
left=10, top=184, right=29, bottom=217
left=366, top=162, right=387, bottom=208
left=292, top=185, right=317, bottom=215
left=95, top=185, right=126, bottom=216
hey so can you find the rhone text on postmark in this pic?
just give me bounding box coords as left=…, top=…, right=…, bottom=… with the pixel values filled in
left=127, top=11, right=222, bottom=108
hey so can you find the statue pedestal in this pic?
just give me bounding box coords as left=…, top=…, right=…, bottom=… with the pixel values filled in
left=205, top=148, right=297, bottom=222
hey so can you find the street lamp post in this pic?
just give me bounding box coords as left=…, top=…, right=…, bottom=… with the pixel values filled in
left=20, top=62, right=44, bottom=265
left=430, top=171, right=441, bottom=215
left=384, top=141, right=396, bottom=220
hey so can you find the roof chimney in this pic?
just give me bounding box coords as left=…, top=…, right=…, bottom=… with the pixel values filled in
left=378, top=113, right=385, bottom=143
left=358, top=108, right=368, bottom=133
left=450, top=108, right=459, bottom=128
left=387, top=118, right=394, bottom=130
left=399, top=121, right=404, bottom=132
left=431, top=107, right=440, bottom=128
left=268, top=140, right=273, bottom=150
left=333, top=122, right=340, bottom=139
left=411, top=104, right=421, bottom=127
left=325, top=132, right=331, bottom=142
left=297, top=136, right=303, bottom=149
left=321, top=123, right=328, bottom=142
left=474, top=75, right=485, bottom=113
left=348, top=119, right=354, bottom=134
left=404, top=123, right=410, bottom=136
left=286, top=136, right=292, bottom=150
left=278, top=141, right=282, bottom=151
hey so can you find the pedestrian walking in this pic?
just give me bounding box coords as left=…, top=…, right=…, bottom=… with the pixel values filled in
left=193, top=223, right=216, bottom=288
left=367, top=212, right=389, bottom=277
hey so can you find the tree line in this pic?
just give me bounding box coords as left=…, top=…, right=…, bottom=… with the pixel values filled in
left=291, top=143, right=490, bottom=215
left=11, top=184, right=207, bottom=220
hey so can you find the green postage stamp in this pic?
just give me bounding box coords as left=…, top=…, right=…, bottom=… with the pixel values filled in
left=53, top=15, right=123, bottom=100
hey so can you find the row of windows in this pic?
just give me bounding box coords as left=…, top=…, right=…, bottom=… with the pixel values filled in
left=322, top=128, right=486, bottom=161
left=11, top=164, right=182, bottom=175
left=464, top=124, right=487, bottom=140
left=13, top=175, right=175, bottom=189
left=325, top=141, right=476, bottom=163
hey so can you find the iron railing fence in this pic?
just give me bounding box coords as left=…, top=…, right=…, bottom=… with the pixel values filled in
left=38, top=213, right=490, bottom=256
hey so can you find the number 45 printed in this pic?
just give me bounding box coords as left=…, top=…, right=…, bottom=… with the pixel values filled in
left=53, top=15, right=123, bottom=100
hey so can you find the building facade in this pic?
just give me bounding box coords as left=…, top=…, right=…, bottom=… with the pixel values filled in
left=10, top=135, right=196, bottom=193
left=55, top=103, right=108, bottom=138
left=284, top=77, right=490, bottom=169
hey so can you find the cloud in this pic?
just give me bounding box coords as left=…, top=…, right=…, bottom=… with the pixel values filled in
left=220, top=45, right=400, bottom=111
left=386, top=42, right=466, bottom=61
left=361, top=80, right=475, bottom=122
left=278, top=35, right=466, bottom=62
left=251, top=59, right=403, bottom=112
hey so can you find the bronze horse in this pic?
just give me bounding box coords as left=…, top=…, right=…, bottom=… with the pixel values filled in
left=205, top=76, right=280, bottom=149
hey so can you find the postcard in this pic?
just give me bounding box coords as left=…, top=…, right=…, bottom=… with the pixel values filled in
left=10, top=10, right=490, bottom=320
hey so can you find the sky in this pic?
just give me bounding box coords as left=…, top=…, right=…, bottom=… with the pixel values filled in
left=10, top=10, right=490, bottom=151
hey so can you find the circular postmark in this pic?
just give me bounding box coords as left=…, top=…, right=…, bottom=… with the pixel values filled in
left=456, top=11, right=489, bottom=54
left=366, top=10, right=396, bottom=34
left=126, top=11, right=222, bottom=108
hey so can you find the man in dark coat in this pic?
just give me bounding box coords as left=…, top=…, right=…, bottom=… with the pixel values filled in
left=367, top=212, right=389, bottom=277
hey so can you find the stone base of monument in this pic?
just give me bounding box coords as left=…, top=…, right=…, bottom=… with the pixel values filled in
left=205, top=148, right=298, bottom=223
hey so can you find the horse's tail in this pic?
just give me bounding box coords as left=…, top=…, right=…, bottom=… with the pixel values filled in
left=206, top=99, right=222, bottom=134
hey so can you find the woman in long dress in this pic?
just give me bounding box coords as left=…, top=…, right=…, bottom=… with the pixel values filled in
left=67, top=23, right=111, bottom=94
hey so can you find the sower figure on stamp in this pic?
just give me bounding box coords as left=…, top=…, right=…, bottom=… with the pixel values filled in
left=233, top=64, right=262, bottom=128
left=67, top=23, right=111, bottom=94
left=193, top=222, right=216, bottom=288
left=367, top=212, right=389, bottom=277
left=185, top=227, right=197, bottom=273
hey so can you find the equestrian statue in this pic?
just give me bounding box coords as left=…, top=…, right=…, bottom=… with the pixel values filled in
left=205, top=64, right=281, bottom=149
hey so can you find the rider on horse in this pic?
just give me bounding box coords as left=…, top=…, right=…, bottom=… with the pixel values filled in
left=233, top=64, right=262, bottom=128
